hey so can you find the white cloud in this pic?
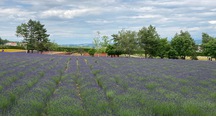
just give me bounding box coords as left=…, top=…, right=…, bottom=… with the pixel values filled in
left=187, top=27, right=201, bottom=31
left=130, top=15, right=161, bottom=19
left=210, top=8, right=216, bottom=12
left=41, top=8, right=100, bottom=19
left=189, top=7, right=206, bottom=11
left=0, top=8, right=35, bottom=21
left=208, top=20, right=216, bottom=24
left=0, top=8, right=27, bottom=15
left=86, top=20, right=113, bottom=24
left=118, top=14, right=162, bottom=20
left=130, top=7, right=154, bottom=12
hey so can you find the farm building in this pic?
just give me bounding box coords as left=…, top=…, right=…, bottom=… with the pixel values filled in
left=5, top=42, right=18, bottom=46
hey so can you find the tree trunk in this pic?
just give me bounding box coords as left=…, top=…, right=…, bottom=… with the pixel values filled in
left=181, top=56, right=186, bottom=60
left=145, top=53, right=147, bottom=58
left=210, top=57, right=212, bottom=61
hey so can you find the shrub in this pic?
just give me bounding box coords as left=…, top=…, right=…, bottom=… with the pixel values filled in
left=55, top=47, right=91, bottom=52
left=0, top=45, right=25, bottom=49
left=88, top=48, right=96, bottom=57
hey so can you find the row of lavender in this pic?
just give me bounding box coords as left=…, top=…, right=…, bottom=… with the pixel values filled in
left=0, top=53, right=216, bottom=115
left=81, top=57, right=216, bottom=115
left=0, top=53, right=69, bottom=115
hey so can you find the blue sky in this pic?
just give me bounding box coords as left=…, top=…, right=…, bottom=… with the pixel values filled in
left=0, top=0, right=216, bottom=44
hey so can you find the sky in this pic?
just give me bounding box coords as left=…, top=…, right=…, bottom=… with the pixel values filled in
left=0, top=0, right=216, bottom=44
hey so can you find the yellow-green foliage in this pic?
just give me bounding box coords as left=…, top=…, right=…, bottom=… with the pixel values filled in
left=2, top=49, right=25, bottom=52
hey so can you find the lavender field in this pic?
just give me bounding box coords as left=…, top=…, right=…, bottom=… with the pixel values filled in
left=0, top=52, right=216, bottom=116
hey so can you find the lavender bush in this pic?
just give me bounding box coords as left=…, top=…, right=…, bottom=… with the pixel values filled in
left=0, top=52, right=216, bottom=115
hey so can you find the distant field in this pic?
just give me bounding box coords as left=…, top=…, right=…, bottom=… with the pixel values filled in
left=1, top=49, right=212, bottom=61
left=0, top=53, right=216, bottom=116
left=1, top=49, right=26, bottom=52
left=186, top=56, right=213, bottom=61
left=131, top=54, right=211, bottom=61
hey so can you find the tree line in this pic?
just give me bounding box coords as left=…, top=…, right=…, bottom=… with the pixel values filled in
left=0, top=37, right=9, bottom=45
left=101, top=25, right=216, bottom=60
left=4, top=19, right=215, bottom=60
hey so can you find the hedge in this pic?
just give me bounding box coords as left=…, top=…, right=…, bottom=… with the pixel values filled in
left=0, top=45, right=25, bottom=49
left=55, top=46, right=91, bottom=52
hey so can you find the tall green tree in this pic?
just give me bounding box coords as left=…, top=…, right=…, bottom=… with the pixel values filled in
left=138, top=25, right=160, bottom=58
left=167, top=47, right=178, bottom=59
left=105, top=44, right=115, bottom=57
left=202, top=33, right=215, bottom=54
left=16, top=19, right=50, bottom=53
left=108, top=34, right=123, bottom=57
left=204, top=39, right=216, bottom=60
left=202, top=33, right=216, bottom=60
left=45, top=41, right=58, bottom=51
left=105, top=44, right=122, bottom=57
left=202, top=33, right=214, bottom=44
left=100, top=35, right=110, bottom=53
left=171, top=31, right=196, bottom=59
left=157, top=38, right=171, bottom=59
left=112, top=29, right=137, bottom=57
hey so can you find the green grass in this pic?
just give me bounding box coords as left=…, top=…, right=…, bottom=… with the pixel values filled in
left=95, top=77, right=104, bottom=89
left=47, top=96, right=85, bottom=116
left=0, top=96, right=10, bottom=114
left=156, top=88, right=167, bottom=94
left=52, top=76, right=61, bottom=85
left=210, top=79, right=216, bottom=84
left=81, top=88, right=111, bottom=115
left=199, top=80, right=211, bottom=87
left=211, top=93, right=216, bottom=101
left=10, top=100, right=44, bottom=116
left=92, top=70, right=100, bottom=76
left=140, top=99, right=216, bottom=116
left=137, top=76, right=147, bottom=82
left=9, top=93, right=16, bottom=104
left=109, top=91, right=145, bottom=115
left=0, top=85, right=3, bottom=91
left=89, top=64, right=93, bottom=70
left=180, top=86, right=190, bottom=94
left=178, top=79, right=189, bottom=84
left=2, top=76, right=18, bottom=86
left=182, top=100, right=207, bottom=116
left=27, top=79, right=38, bottom=88
left=0, top=72, right=7, bottom=77
left=145, top=82, right=158, bottom=90
left=122, top=82, right=128, bottom=90
left=114, top=75, right=121, bottom=85
left=151, top=101, right=179, bottom=116
left=115, top=107, right=141, bottom=116
left=106, top=90, right=115, bottom=100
